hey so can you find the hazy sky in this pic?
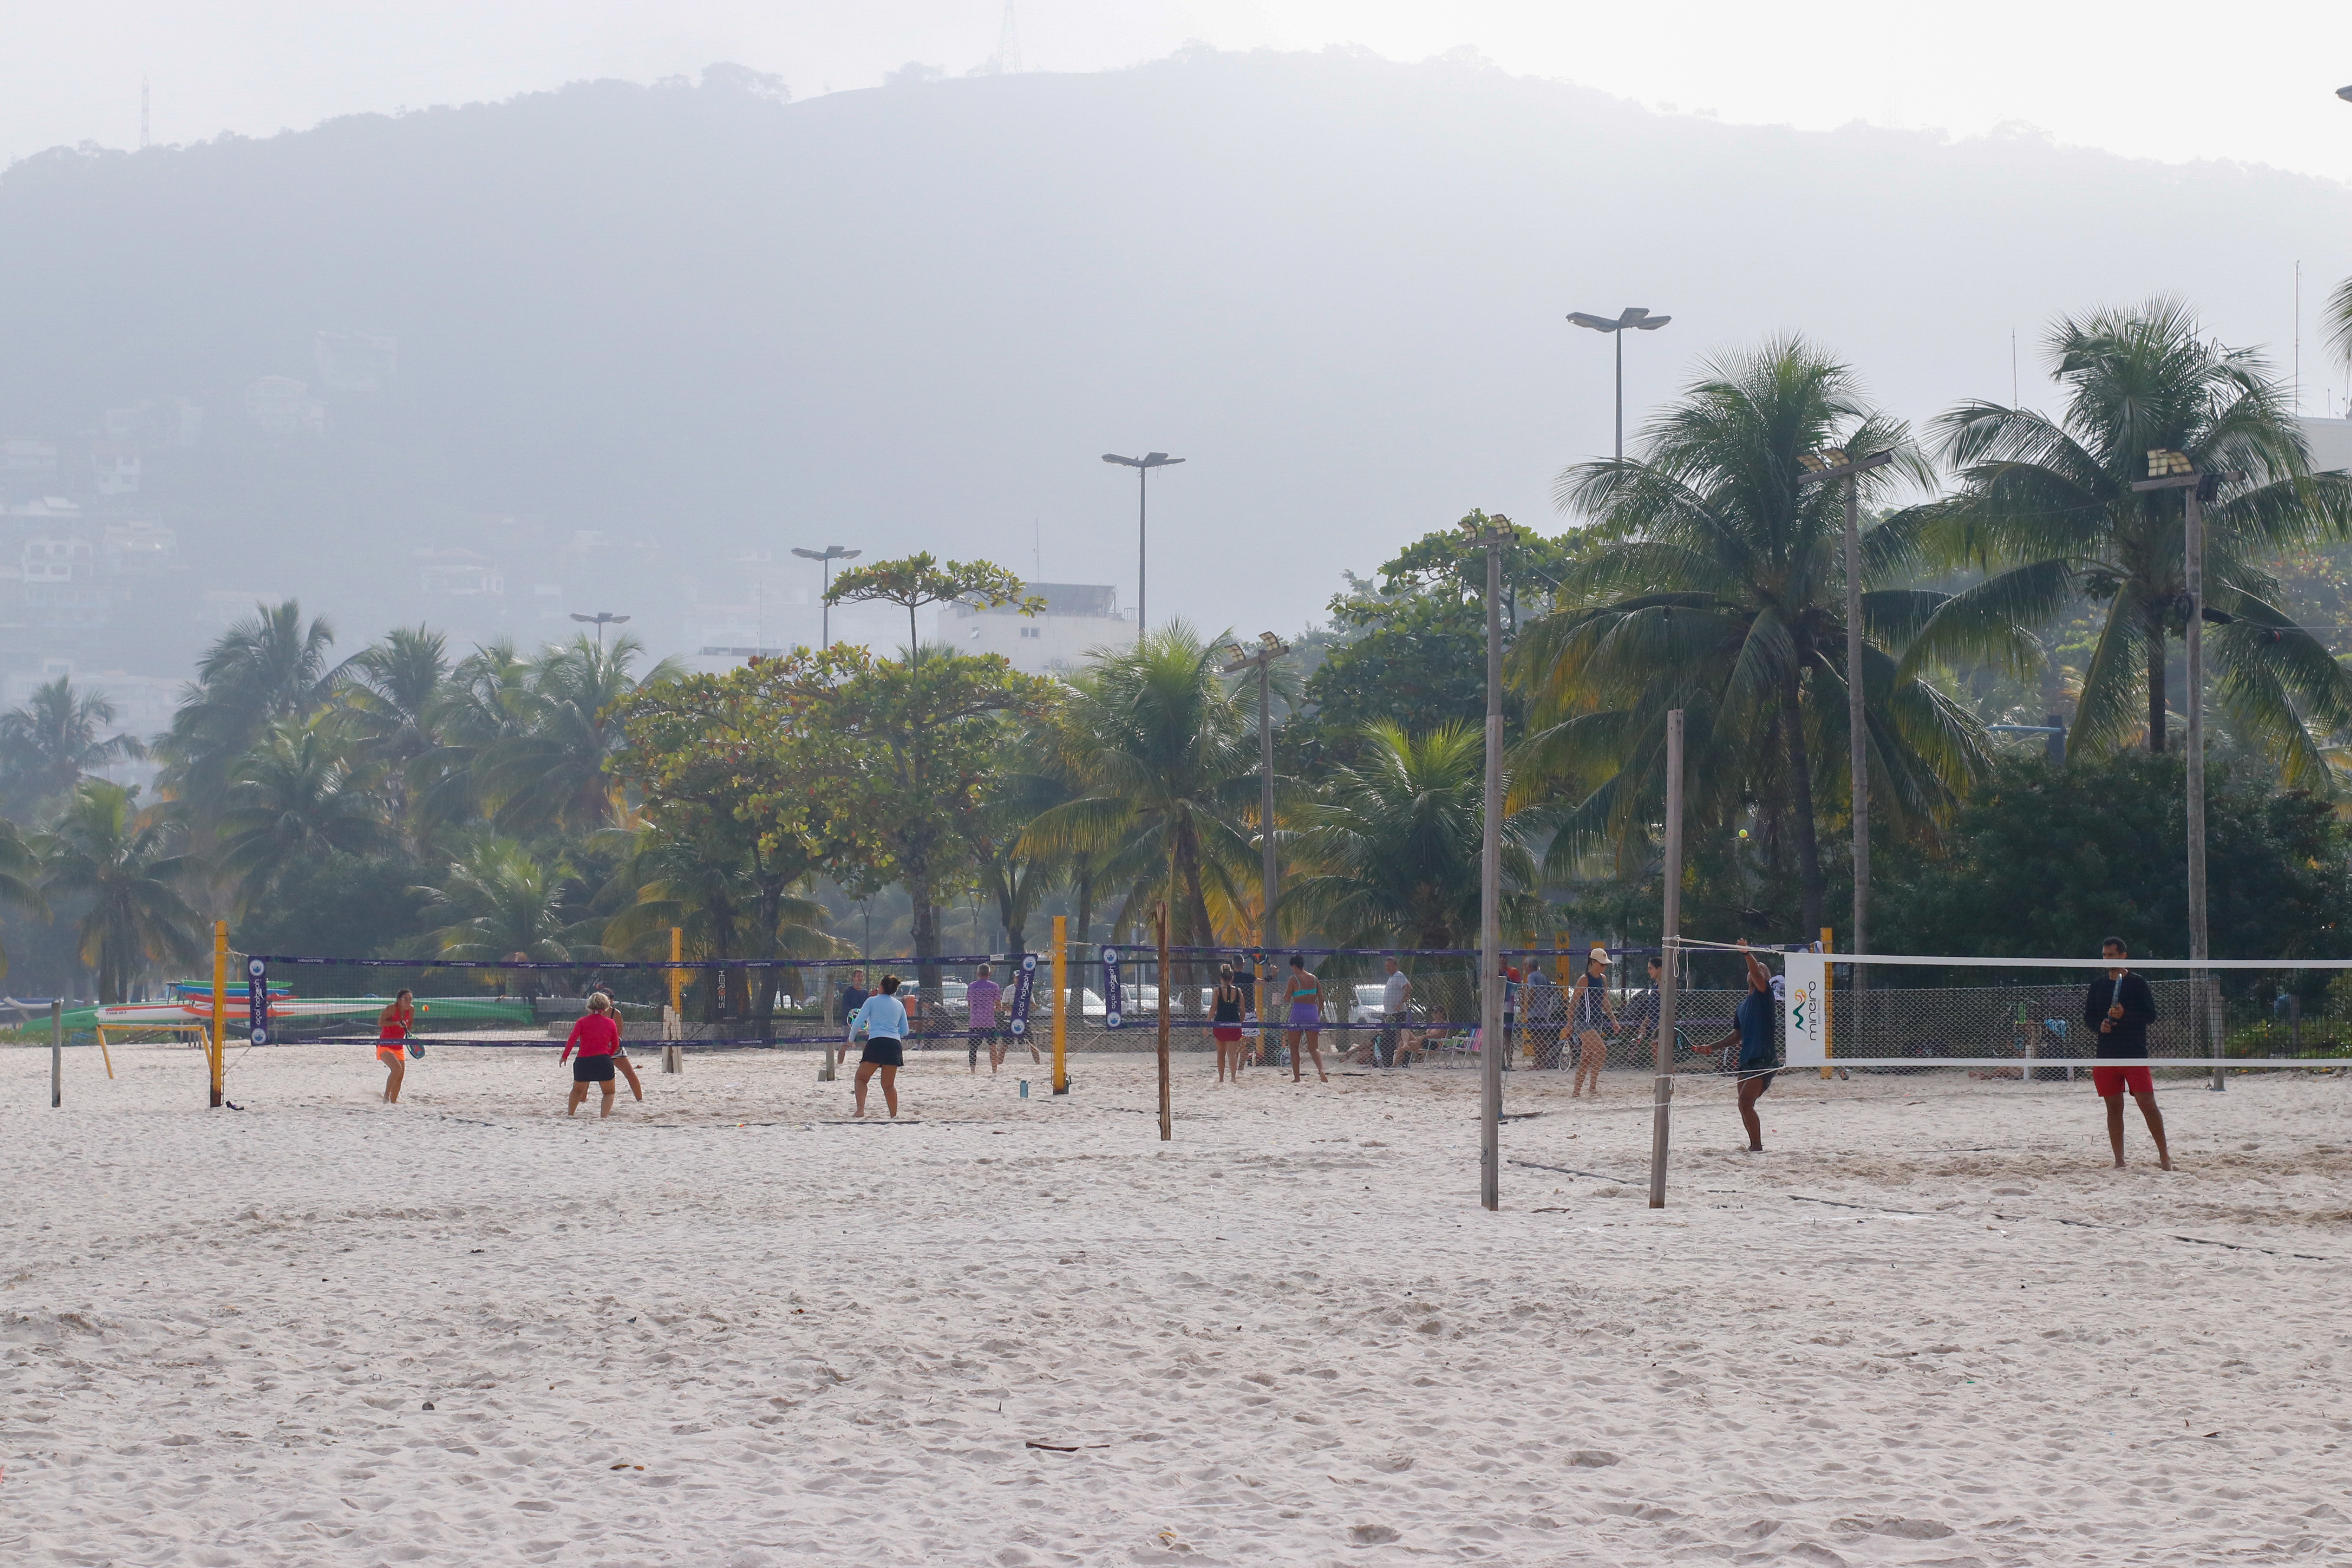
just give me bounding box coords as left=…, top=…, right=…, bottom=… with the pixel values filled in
left=9, top=1, right=2352, bottom=184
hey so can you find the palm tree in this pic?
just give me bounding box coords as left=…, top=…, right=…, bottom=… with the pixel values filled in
left=156, top=600, right=343, bottom=820
left=409, top=638, right=532, bottom=830
left=0, top=819, right=48, bottom=981
left=473, top=634, right=683, bottom=836
left=1286, top=722, right=1538, bottom=950
left=1020, top=623, right=1266, bottom=956
left=341, top=626, right=450, bottom=836
left=1904, top=299, right=2352, bottom=784
left=602, top=827, right=837, bottom=1026
left=213, top=722, right=395, bottom=903
left=413, top=837, right=600, bottom=962
left=39, top=782, right=206, bottom=1002
left=0, top=677, right=145, bottom=814
left=1523, top=338, right=2000, bottom=936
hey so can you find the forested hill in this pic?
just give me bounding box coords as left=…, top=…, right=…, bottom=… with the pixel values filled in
left=2, top=49, right=2347, bottom=669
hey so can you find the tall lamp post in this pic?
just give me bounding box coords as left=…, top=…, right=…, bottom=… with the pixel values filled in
left=1222, top=632, right=1291, bottom=1016
left=1797, top=447, right=1894, bottom=984
left=569, top=610, right=630, bottom=649
left=2133, top=449, right=2242, bottom=1093
left=1566, top=307, right=1672, bottom=462
left=1466, top=511, right=1518, bottom=1212
left=1101, top=451, right=1185, bottom=642
left=791, top=545, right=863, bottom=648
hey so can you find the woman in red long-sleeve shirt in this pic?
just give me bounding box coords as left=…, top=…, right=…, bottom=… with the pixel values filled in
left=560, top=992, right=623, bottom=1118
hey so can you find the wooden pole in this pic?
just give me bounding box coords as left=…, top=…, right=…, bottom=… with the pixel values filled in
left=210, top=921, right=227, bottom=1109
left=1154, top=900, right=1171, bottom=1140
left=96, top=1024, right=113, bottom=1080
left=1820, top=926, right=1835, bottom=1080
left=1051, top=914, right=1069, bottom=1094
left=1648, top=709, right=1683, bottom=1208
left=2186, top=483, right=2219, bottom=1092
left=50, top=998, right=62, bottom=1108
left=1478, top=523, right=1505, bottom=1210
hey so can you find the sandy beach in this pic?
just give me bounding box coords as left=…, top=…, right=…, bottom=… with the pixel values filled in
left=6, top=1038, right=2351, bottom=1565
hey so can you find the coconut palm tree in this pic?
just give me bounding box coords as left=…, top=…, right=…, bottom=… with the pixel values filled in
left=473, top=634, right=683, bottom=837
left=156, top=600, right=344, bottom=821
left=39, top=782, right=206, bottom=1002
left=1903, top=299, right=2352, bottom=784
left=409, top=638, right=532, bottom=830
left=340, top=626, right=450, bottom=835
left=1020, top=624, right=1267, bottom=954
left=0, top=676, right=145, bottom=815
left=1523, top=338, right=2000, bottom=935
left=602, top=826, right=837, bottom=1027
left=213, top=722, right=395, bottom=904
left=1285, top=722, right=1539, bottom=950
left=413, top=837, right=600, bottom=962
left=0, top=819, right=47, bottom=981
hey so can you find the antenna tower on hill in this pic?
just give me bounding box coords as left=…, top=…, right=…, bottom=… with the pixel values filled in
left=998, top=2, right=1023, bottom=74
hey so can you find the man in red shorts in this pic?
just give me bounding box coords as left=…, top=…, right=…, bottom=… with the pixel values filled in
left=2083, top=937, right=2171, bottom=1170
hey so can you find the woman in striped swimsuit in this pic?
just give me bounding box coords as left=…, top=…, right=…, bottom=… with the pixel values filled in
left=1282, top=955, right=1329, bottom=1084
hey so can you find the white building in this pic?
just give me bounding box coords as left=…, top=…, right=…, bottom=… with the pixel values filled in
left=2302, top=417, right=2352, bottom=475
left=102, top=520, right=178, bottom=574
left=935, top=582, right=1131, bottom=675
left=314, top=330, right=399, bottom=391
left=416, top=547, right=505, bottom=599
left=245, top=376, right=326, bottom=437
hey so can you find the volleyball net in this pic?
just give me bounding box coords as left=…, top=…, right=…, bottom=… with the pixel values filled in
left=1772, top=949, right=2352, bottom=1081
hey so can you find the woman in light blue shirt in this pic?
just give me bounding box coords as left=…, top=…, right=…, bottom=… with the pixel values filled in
left=850, top=974, right=910, bottom=1118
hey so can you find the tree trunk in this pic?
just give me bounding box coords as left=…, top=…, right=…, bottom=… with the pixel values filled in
left=907, top=855, right=942, bottom=1036
left=750, top=876, right=783, bottom=1040
left=2147, top=625, right=2167, bottom=753
left=1779, top=664, right=1825, bottom=937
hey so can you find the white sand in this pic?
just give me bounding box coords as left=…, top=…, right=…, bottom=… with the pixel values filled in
left=6, top=1038, right=2351, bottom=1565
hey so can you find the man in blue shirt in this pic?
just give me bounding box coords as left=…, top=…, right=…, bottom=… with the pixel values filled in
left=1703, top=940, right=1776, bottom=1151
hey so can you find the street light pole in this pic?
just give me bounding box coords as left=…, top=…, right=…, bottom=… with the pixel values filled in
left=1567, top=307, right=1672, bottom=463
left=568, top=610, right=631, bottom=650
left=1102, top=451, right=1185, bottom=642
left=1466, top=512, right=1517, bottom=1212
left=1223, top=633, right=1291, bottom=986
left=791, top=545, right=863, bottom=648
left=2134, top=452, right=2242, bottom=1093
left=1798, top=447, right=1896, bottom=972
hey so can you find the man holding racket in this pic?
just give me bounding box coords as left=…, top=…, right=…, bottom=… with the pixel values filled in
left=2085, top=937, right=2171, bottom=1170
left=1701, top=941, right=1776, bottom=1151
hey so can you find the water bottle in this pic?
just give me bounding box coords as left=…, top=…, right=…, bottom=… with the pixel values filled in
left=1018, top=1079, right=1030, bottom=1099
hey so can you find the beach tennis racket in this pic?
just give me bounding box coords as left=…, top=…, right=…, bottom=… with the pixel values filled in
left=407, top=1040, right=425, bottom=1060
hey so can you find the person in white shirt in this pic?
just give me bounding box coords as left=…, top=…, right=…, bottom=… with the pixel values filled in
left=849, top=974, right=910, bottom=1118
left=1379, top=958, right=1413, bottom=1069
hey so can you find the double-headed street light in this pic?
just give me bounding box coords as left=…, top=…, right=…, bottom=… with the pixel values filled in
left=792, top=545, right=863, bottom=648
left=569, top=610, right=630, bottom=649
left=1102, top=451, right=1185, bottom=643
left=1566, top=307, right=1672, bottom=462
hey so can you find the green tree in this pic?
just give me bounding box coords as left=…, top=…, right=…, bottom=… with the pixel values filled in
left=1289, top=519, right=1568, bottom=777
left=1905, top=298, right=2352, bottom=783
left=1021, top=624, right=1265, bottom=959
left=38, top=782, right=206, bottom=1002
left=1285, top=721, right=1537, bottom=949
left=1876, top=750, right=2352, bottom=965
left=825, top=553, right=1042, bottom=665
left=607, top=655, right=842, bottom=1031
left=156, top=600, right=344, bottom=819
left=214, top=722, right=395, bottom=906
left=0, top=677, right=145, bottom=816
left=470, top=633, right=683, bottom=837
left=413, top=837, right=600, bottom=962
left=1521, top=338, right=1997, bottom=937
left=793, top=644, right=1054, bottom=1002
left=339, top=626, right=451, bottom=838
left=0, top=819, right=47, bottom=981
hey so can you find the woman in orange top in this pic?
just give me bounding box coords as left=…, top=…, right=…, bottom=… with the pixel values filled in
left=376, top=989, right=416, bottom=1104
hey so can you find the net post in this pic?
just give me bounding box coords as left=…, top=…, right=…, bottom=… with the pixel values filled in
left=1648, top=708, right=1684, bottom=1210
left=1820, top=926, right=1834, bottom=1080
left=661, top=1004, right=683, bottom=1075
left=210, top=921, right=226, bottom=1109
left=50, top=998, right=62, bottom=1108
left=1051, top=915, right=1069, bottom=1094
left=1154, top=901, right=1171, bottom=1141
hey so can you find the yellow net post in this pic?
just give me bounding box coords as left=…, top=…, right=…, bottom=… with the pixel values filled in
left=1051, top=914, right=1069, bottom=1095
left=210, top=920, right=227, bottom=1108
left=1819, top=925, right=1834, bottom=1080
left=663, top=926, right=686, bottom=1076
left=668, top=927, right=684, bottom=1015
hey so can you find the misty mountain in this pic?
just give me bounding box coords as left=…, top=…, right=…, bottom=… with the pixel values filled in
left=2, top=46, right=2348, bottom=681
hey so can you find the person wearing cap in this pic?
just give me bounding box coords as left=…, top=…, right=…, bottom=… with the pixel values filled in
left=1568, top=945, right=1618, bottom=1097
